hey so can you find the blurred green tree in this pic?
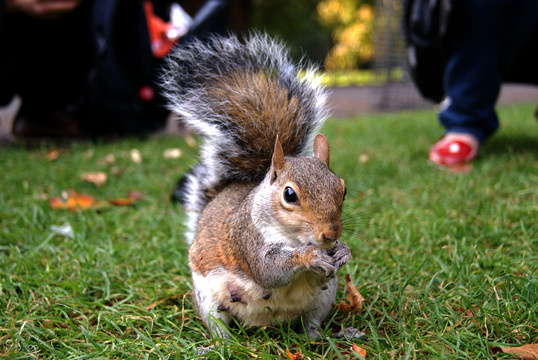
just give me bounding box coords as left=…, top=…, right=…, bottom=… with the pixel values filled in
left=250, top=0, right=375, bottom=71
left=317, top=0, right=374, bottom=70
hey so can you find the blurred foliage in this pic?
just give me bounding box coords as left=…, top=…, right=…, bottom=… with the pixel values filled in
left=317, top=0, right=374, bottom=70
left=250, top=0, right=375, bottom=71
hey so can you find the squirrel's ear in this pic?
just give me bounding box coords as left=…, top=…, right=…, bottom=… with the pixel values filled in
left=313, top=133, right=330, bottom=166
left=270, top=135, right=285, bottom=184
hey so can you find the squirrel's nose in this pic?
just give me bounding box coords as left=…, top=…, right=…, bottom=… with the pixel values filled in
left=319, top=223, right=342, bottom=243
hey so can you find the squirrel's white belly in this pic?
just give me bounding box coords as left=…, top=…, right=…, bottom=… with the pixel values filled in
left=192, top=269, right=328, bottom=326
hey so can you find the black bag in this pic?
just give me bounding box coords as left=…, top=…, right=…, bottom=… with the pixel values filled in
left=403, top=0, right=454, bottom=103
left=81, top=0, right=228, bottom=138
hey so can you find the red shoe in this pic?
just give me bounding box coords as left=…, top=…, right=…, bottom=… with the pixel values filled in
left=429, top=134, right=479, bottom=166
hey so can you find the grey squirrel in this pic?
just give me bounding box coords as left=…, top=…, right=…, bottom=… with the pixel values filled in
left=162, top=33, right=351, bottom=338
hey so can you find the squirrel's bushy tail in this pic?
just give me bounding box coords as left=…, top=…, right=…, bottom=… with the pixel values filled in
left=162, top=33, right=329, bottom=180
left=161, top=33, right=330, bottom=241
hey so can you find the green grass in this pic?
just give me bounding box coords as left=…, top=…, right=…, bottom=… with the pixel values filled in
left=1, top=103, right=536, bottom=359
left=320, top=68, right=404, bottom=87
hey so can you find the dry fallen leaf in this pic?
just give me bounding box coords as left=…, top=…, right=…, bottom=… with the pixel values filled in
left=49, top=190, right=142, bottom=211
left=285, top=349, right=304, bottom=360
left=49, top=191, right=97, bottom=211
left=163, top=148, right=182, bottom=159
left=106, top=192, right=143, bottom=207
left=47, top=149, right=59, bottom=161
left=335, top=274, right=365, bottom=313
left=108, top=197, right=135, bottom=206
left=83, top=149, right=95, bottom=159
left=80, top=172, right=107, bottom=187
left=106, top=191, right=143, bottom=207
left=99, top=153, right=115, bottom=165
left=351, top=344, right=367, bottom=358
left=491, top=344, right=538, bottom=360
left=111, top=166, right=122, bottom=178
left=130, top=149, right=142, bottom=163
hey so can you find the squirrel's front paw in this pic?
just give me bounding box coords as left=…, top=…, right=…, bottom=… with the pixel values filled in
left=326, top=242, right=351, bottom=271
left=306, top=246, right=336, bottom=279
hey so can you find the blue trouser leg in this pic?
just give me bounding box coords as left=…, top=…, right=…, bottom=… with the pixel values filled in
left=440, top=38, right=501, bottom=143
left=439, top=0, right=538, bottom=143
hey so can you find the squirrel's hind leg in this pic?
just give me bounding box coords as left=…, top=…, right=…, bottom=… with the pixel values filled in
left=300, top=277, right=338, bottom=338
left=192, top=272, right=233, bottom=339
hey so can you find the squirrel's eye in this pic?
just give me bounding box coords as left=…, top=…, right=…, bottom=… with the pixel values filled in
left=283, top=186, right=298, bottom=203
left=343, top=186, right=347, bottom=200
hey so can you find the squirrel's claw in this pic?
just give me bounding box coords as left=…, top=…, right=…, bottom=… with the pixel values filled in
left=309, top=248, right=337, bottom=279
left=327, top=242, right=351, bottom=271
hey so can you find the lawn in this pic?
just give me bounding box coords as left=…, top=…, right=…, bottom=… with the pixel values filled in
left=0, top=103, right=536, bottom=359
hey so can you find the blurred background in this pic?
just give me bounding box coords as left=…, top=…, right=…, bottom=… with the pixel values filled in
left=223, top=0, right=424, bottom=115
left=220, top=0, right=538, bottom=117
left=1, top=0, right=536, bottom=138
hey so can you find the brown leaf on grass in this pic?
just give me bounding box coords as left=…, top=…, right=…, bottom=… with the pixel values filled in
left=285, top=349, right=304, bottom=360
left=49, top=190, right=142, bottom=211
left=49, top=197, right=65, bottom=209
left=110, top=166, right=122, bottom=178
left=47, top=149, right=59, bottom=161
left=335, top=274, right=365, bottom=313
left=130, top=149, right=142, bottom=163
left=83, top=149, right=94, bottom=159
left=109, top=191, right=145, bottom=205
left=163, top=148, right=182, bottom=159
left=99, top=153, right=115, bottom=165
left=80, top=172, right=107, bottom=186
left=491, top=344, right=538, bottom=359
left=351, top=344, right=367, bottom=358
left=49, top=190, right=97, bottom=211
left=108, top=197, right=135, bottom=206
